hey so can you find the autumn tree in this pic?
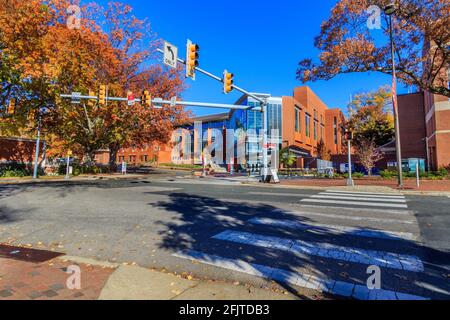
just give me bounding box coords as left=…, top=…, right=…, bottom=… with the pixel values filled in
left=297, top=0, right=450, bottom=98
left=356, top=139, right=384, bottom=176
left=316, top=138, right=332, bottom=161
left=347, top=86, right=395, bottom=174
left=0, top=0, right=188, bottom=168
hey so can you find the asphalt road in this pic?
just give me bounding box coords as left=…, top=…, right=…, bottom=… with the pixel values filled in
left=0, top=177, right=449, bottom=300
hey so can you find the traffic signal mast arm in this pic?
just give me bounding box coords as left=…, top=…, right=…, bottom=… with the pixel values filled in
left=59, top=93, right=261, bottom=112
left=156, top=48, right=266, bottom=106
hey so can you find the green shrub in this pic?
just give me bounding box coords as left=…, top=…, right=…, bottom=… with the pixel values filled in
left=381, top=168, right=448, bottom=180
left=380, top=170, right=397, bottom=179
left=437, top=168, right=449, bottom=177
left=58, top=163, right=111, bottom=176
left=0, top=163, right=32, bottom=178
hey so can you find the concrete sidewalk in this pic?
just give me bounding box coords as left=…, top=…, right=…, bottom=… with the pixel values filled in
left=0, top=249, right=299, bottom=300
left=62, top=256, right=299, bottom=300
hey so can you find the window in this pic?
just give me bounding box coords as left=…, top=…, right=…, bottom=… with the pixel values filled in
left=314, top=121, right=317, bottom=140
left=295, top=106, right=301, bottom=133
left=333, top=117, right=338, bottom=145
left=305, top=114, right=310, bottom=137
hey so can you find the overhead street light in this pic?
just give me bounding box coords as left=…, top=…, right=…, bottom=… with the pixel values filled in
left=384, top=2, right=397, bottom=16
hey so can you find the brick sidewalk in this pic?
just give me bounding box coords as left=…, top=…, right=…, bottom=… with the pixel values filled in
left=280, top=178, right=450, bottom=192
left=0, top=245, right=114, bottom=300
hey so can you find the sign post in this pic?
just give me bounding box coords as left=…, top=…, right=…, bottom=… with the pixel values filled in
left=65, top=150, right=72, bottom=180
left=345, top=129, right=354, bottom=187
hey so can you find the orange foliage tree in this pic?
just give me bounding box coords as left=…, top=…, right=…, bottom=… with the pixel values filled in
left=0, top=0, right=188, bottom=166
left=297, top=0, right=449, bottom=98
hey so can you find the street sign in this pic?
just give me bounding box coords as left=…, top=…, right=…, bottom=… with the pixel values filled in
left=270, top=168, right=280, bottom=183
left=163, top=41, right=178, bottom=69
left=71, top=92, right=81, bottom=104
left=170, top=96, right=177, bottom=107
left=127, top=91, right=135, bottom=106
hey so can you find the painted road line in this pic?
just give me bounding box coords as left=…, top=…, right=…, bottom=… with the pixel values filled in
left=248, top=217, right=417, bottom=241
left=286, top=209, right=415, bottom=225
left=300, top=199, right=408, bottom=209
left=247, top=192, right=315, bottom=197
left=319, top=193, right=405, bottom=199
left=310, top=195, right=407, bottom=203
left=173, top=250, right=428, bottom=300
left=212, top=230, right=424, bottom=272
left=325, top=190, right=403, bottom=196
left=298, top=204, right=414, bottom=216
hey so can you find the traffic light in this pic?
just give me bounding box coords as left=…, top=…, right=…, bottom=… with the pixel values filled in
left=98, top=85, right=107, bottom=106
left=88, top=90, right=96, bottom=108
left=7, top=99, right=16, bottom=115
left=141, top=90, right=151, bottom=107
left=345, top=129, right=354, bottom=141
left=28, top=108, right=37, bottom=121
left=223, top=70, right=234, bottom=94
left=186, top=40, right=199, bottom=80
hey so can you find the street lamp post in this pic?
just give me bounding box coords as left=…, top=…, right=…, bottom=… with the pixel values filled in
left=32, top=112, right=41, bottom=180
left=385, top=2, right=404, bottom=188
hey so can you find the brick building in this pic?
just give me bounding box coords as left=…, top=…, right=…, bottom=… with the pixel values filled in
left=170, top=86, right=346, bottom=171
left=115, top=143, right=172, bottom=166
left=382, top=90, right=449, bottom=171
left=0, top=137, right=45, bottom=164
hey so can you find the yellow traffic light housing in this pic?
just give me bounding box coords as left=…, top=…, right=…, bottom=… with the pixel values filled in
left=98, top=85, right=107, bottom=106
left=28, top=108, right=37, bottom=121
left=223, top=70, right=234, bottom=94
left=186, top=40, right=199, bottom=80
left=7, top=99, right=16, bottom=115
left=88, top=90, right=96, bottom=107
left=141, top=90, right=151, bottom=107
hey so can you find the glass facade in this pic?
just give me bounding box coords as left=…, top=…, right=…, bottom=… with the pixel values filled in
left=181, top=95, right=283, bottom=168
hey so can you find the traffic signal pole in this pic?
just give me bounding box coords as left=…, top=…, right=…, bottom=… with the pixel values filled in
left=156, top=47, right=270, bottom=182
left=156, top=48, right=267, bottom=106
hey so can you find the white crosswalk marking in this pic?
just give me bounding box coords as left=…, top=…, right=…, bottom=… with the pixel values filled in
left=300, top=191, right=409, bottom=209
left=325, top=190, right=403, bottom=196
left=285, top=210, right=415, bottom=224
left=320, top=192, right=405, bottom=199
left=173, top=250, right=428, bottom=300
left=310, top=195, right=407, bottom=203
left=212, top=230, right=424, bottom=272
left=301, top=199, right=408, bottom=208
left=170, top=189, right=429, bottom=299
left=248, top=217, right=417, bottom=241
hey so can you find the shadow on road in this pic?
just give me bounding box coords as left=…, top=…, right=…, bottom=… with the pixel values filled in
left=152, top=192, right=450, bottom=300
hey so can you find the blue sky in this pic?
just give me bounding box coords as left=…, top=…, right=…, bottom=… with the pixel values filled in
left=98, top=0, right=412, bottom=116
